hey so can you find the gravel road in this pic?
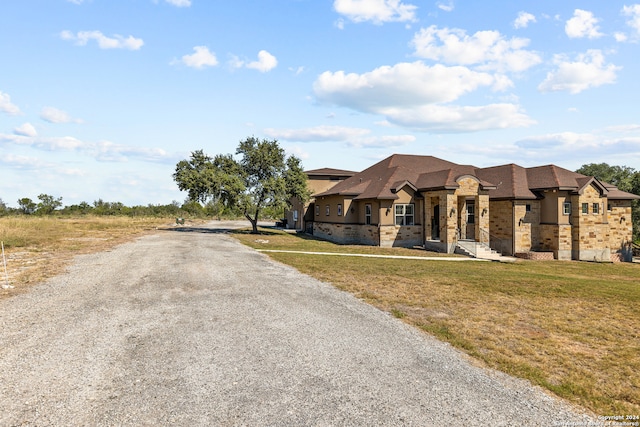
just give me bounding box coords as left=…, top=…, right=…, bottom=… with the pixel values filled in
left=0, top=221, right=594, bottom=426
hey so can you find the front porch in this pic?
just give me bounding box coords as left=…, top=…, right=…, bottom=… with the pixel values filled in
left=422, top=184, right=490, bottom=254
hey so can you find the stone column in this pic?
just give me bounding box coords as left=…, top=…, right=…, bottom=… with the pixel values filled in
left=477, top=194, right=490, bottom=244
left=440, top=192, right=458, bottom=253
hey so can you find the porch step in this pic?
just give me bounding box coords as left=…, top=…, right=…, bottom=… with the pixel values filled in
left=455, top=240, right=503, bottom=261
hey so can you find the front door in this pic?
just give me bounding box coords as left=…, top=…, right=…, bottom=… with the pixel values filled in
left=466, top=201, right=475, bottom=240
left=432, top=205, right=440, bottom=240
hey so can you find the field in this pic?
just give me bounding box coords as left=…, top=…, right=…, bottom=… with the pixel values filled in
left=0, top=216, right=180, bottom=296
left=234, top=228, right=640, bottom=417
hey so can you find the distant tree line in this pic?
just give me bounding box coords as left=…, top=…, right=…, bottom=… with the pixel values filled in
left=0, top=194, right=248, bottom=219
left=0, top=193, right=287, bottom=220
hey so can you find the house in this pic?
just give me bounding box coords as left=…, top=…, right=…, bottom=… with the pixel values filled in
left=288, top=154, right=639, bottom=262
left=285, top=168, right=356, bottom=233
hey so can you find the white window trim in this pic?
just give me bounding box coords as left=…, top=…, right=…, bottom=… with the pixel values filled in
left=563, top=202, right=571, bottom=216
left=395, top=203, right=415, bottom=226
left=365, top=204, right=372, bottom=225
left=337, top=204, right=343, bottom=216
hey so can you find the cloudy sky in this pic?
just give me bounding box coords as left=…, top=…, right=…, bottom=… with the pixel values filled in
left=2, top=0, right=640, bottom=207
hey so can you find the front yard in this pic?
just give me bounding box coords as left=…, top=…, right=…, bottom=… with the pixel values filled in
left=234, top=228, right=640, bottom=416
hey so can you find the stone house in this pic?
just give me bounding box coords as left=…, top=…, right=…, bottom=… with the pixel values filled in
left=287, top=154, right=639, bottom=262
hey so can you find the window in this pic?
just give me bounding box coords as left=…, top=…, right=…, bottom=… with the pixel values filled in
left=526, top=204, right=531, bottom=212
left=325, top=205, right=330, bottom=216
left=466, top=204, right=475, bottom=224
left=582, top=203, right=589, bottom=214
left=563, top=202, right=571, bottom=215
left=365, top=204, right=372, bottom=225
left=593, top=203, right=599, bottom=214
left=316, top=205, right=319, bottom=216
left=608, top=203, right=612, bottom=212
left=337, top=204, right=343, bottom=216
left=395, top=204, right=415, bottom=226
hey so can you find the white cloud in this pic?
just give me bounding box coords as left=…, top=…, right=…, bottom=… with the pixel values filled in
left=614, top=32, right=628, bottom=42
left=313, top=61, right=534, bottom=132
left=437, top=1, right=454, bottom=12
left=622, top=4, right=640, bottom=36
left=411, top=26, right=541, bottom=73
left=565, top=9, right=603, bottom=39
left=314, top=62, right=496, bottom=110
left=246, top=50, right=278, bottom=72
left=175, top=46, right=218, bottom=69
left=0, top=91, right=21, bottom=115
left=60, top=30, right=144, bottom=50
left=512, top=130, right=640, bottom=163
left=289, top=66, right=305, bottom=75
left=538, top=50, right=620, bottom=94
left=347, top=134, right=415, bottom=148
left=333, top=0, right=418, bottom=24
left=0, top=153, right=49, bottom=171
left=67, top=0, right=85, bottom=4
left=40, top=107, right=83, bottom=124
left=264, top=125, right=415, bottom=149
left=0, top=132, right=177, bottom=164
left=265, top=125, right=371, bottom=142
left=165, top=0, right=191, bottom=7
left=230, top=50, right=278, bottom=72
left=377, top=103, right=534, bottom=132
left=513, top=12, right=536, bottom=29
left=14, top=123, right=37, bottom=137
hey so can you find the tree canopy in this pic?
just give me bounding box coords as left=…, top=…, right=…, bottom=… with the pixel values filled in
left=173, top=137, right=310, bottom=233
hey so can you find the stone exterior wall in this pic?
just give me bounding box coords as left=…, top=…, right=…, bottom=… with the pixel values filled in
left=608, top=201, right=633, bottom=247
left=379, top=225, right=423, bottom=248
left=515, top=252, right=554, bottom=260
left=607, top=200, right=634, bottom=261
left=570, top=186, right=611, bottom=261
left=540, top=224, right=572, bottom=260
left=313, top=223, right=379, bottom=246
left=488, top=200, right=514, bottom=255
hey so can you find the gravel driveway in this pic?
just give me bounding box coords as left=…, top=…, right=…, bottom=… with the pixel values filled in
left=0, top=221, right=593, bottom=426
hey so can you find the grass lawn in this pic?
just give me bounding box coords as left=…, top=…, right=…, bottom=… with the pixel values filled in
left=234, top=227, right=640, bottom=416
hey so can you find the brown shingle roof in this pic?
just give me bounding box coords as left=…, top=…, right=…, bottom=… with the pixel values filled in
left=305, top=168, right=357, bottom=177
left=314, top=154, right=495, bottom=199
left=476, top=164, right=537, bottom=200
left=312, top=155, right=640, bottom=201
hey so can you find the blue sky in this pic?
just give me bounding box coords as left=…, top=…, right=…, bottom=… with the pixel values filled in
left=2, top=0, right=640, bottom=207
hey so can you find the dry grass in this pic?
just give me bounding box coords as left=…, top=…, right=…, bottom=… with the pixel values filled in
left=234, top=228, right=640, bottom=416
left=0, top=215, right=185, bottom=297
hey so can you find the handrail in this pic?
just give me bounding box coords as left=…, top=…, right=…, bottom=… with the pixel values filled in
left=479, top=227, right=510, bottom=255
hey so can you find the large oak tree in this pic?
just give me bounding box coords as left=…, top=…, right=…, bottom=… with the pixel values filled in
left=173, top=137, right=310, bottom=233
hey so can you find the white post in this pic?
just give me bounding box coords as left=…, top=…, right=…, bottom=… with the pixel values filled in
left=2, top=241, right=9, bottom=289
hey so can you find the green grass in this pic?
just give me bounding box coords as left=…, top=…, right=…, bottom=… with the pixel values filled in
left=233, top=227, right=640, bottom=416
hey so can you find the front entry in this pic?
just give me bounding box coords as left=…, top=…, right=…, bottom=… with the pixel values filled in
left=465, top=201, right=475, bottom=240
left=432, top=205, right=440, bottom=240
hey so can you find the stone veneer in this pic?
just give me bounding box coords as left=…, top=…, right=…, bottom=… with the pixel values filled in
left=540, top=224, right=572, bottom=260
left=379, top=225, right=423, bottom=248
left=313, top=223, right=379, bottom=246
left=608, top=201, right=634, bottom=261
left=515, top=252, right=555, bottom=260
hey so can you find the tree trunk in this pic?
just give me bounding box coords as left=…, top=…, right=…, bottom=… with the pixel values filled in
left=245, top=212, right=259, bottom=234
